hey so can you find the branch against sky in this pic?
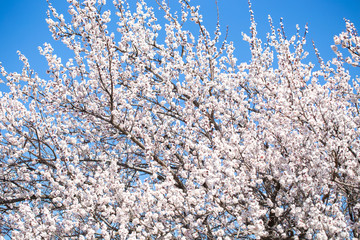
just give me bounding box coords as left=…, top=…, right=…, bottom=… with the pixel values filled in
left=0, top=0, right=359, bottom=239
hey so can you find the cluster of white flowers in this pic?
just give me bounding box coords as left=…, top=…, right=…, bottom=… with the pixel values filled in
left=333, top=19, right=360, bottom=68
left=0, top=0, right=359, bottom=239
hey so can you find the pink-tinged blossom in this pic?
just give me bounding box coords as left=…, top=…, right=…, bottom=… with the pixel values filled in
left=0, top=0, right=360, bottom=239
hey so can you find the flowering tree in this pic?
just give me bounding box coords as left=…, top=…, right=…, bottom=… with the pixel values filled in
left=0, top=0, right=359, bottom=239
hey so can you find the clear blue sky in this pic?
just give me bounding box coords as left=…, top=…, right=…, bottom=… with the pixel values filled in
left=0, top=0, right=359, bottom=77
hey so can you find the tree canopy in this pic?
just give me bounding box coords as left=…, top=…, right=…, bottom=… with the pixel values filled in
left=0, top=0, right=359, bottom=239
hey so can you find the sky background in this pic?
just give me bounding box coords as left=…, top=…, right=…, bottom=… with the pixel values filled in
left=0, top=0, right=359, bottom=80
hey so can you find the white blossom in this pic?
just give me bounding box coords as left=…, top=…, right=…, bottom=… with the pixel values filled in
left=0, top=0, right=359, bottom=239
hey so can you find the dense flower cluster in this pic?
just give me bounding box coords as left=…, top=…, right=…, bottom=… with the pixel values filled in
left=0, top=0, right=359, bottom=239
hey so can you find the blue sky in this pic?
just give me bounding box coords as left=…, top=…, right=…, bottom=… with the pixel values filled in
left=0, top=0, right=359, bottom=77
